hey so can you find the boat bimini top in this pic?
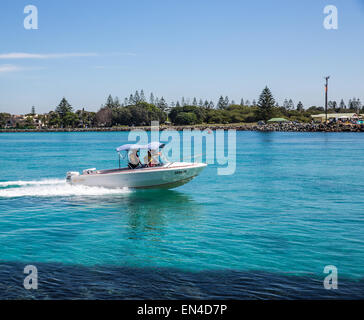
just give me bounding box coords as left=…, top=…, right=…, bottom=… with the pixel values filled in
left=116, top=142, right=167, bottom=168
left=116, top=142, right=166, bottom=153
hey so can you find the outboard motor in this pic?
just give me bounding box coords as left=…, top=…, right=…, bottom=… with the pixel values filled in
left=66, top=171, right=79, bottom=184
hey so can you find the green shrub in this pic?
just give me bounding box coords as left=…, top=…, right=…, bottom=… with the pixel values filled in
left=174, top=112, right=198, bottom=125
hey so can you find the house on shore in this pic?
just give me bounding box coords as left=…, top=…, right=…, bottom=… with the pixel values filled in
left=6, top=114, right=45, bottom=128
left=311, top=113, right=363, bottom=123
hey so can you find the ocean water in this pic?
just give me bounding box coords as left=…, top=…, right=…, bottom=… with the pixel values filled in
left=0, top=131, right=364, bottom=299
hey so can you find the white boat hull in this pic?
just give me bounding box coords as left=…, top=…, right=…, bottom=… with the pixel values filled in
left=67, top=162, right=207, bottom=189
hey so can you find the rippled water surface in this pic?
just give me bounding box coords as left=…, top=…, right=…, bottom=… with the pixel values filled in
left=0, top=131, right=363, bottom=299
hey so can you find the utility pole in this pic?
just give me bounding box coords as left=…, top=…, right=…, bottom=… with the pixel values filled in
left=325, top=76, right=330, bottom=123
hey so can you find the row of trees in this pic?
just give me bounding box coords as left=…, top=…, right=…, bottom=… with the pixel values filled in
left=96, top=101, right=167, bottom=127
left=168, top=87, right=309, bottom=125
left=1, top=88, right=363, bottom=129
left=96, top=89, right=331, bottom=112
left=97, top=88, right=309, bottom=126
left=102, top=91, right=169, bottom=111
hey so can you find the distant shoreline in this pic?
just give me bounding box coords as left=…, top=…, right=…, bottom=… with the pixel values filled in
left=1, top=122, right=364, bottom=133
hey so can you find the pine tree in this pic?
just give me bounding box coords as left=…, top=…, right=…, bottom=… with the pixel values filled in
left=224, top=96, right=230, bottom=108
left=105, top=94, right=114, bottom=108
left=349, top=98, right=361, bottom=112
left=296, top=101, right=304, bottom=112
left=339, top=99, right=346, bottom=110
left=158, top=97, right=168, bottom=112
left=240, top=98, right=244, bottom=106
left=192, top=97, right=197, bottom=106
left=124, top=97, right=129, bottom=106
left=150, top=93, right=155, bottom=105
left=357, top=99, right=362, bottom=112
left=257, top=86, right=275, bottom=121
left=288, top=99, right=294, bottom=110
left=56, top=97, right=73, bottom=117
left=348, top=99, right=352, bottom=109
left=55, top=97, right=73, bottom=128
left=140, top=90, right=146, bottom=102
left=31, top=106, right=36, bottom=115
left=353, top=98, right=361, bottom=112
left=134, top=90, right=141, bottom=104
left=129, top=94, right=135, bottom=105
left=217, top=96, right=225, bottom=109
left=332, top=101, right=338, bottom=111
left=198, top=99, right=204, bottom=107
left=252, top=99, right=256, bottom=106
left=176, top=101, right=181, bottom=107
left=245, top=100, right=251, bottom=106
left=283, top=99, right=289, bottom=110
left=114, top=96, right=121, bottom=108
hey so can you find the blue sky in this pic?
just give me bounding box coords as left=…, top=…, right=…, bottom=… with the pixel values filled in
left=0, top=0, right=363, bottom=114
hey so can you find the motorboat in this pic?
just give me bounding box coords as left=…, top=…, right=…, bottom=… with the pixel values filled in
left=66, top=142, right=207, bottom=189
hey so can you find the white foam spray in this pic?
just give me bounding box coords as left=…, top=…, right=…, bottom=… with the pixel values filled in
left=0, top=179, right=130, bottom=198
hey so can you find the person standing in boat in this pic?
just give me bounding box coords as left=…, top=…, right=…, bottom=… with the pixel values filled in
left=151, top=149, right=161, bottom=166
left=128, top=149, right=141, bottom=169
left=144, top=149, right=153, bottom=167
left=144, top=149, right=160, bottom=167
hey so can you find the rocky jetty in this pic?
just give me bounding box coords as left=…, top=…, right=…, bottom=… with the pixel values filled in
left=251, top=122, right=364, bottom=132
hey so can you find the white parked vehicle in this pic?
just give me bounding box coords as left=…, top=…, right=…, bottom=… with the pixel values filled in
left=66, top=142, right=207, bottom=189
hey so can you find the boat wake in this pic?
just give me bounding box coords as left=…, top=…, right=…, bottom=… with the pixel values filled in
left=0, top=179, right=130, bottom=198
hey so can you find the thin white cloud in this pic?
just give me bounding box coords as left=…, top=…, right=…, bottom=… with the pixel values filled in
left=0, top=52, right=137, bottom=59
left=109, top=52, right=137, bottom=57
left=0, top=52, right=98, bottom=59
left=93, top=65, right=129, bottom=70
left=0, top=64, right=22, bottom=72
left=0, top=64, right=45, bottom=73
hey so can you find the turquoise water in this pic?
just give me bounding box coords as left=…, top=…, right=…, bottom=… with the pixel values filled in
left=1, top=131, right=364, bottom=298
